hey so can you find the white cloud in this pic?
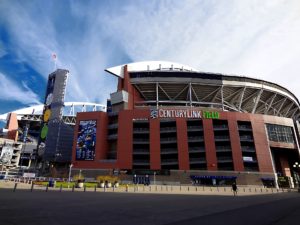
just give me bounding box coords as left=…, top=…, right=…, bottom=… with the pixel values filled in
left=103, top=0, right=300, bottom=99
left=0, top=40, right=7, bottom=58
left=1, top=0, right=300, bottom=108
left=0, top=0, right=117, bottom=105
left=0, top=72, right=41, bottom=105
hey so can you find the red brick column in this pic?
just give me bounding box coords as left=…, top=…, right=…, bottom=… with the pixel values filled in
left=117, top=110, right=133, bottom=169
left=203, top=119, right=218, bottom=170
left=228, top=119, right=244, bottom=171
left=251, top=116, right=273, bottom=173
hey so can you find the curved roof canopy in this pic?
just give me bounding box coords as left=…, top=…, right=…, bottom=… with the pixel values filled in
left=105, top=61, right=198, bottom=78
left=106, top=61, right=300, bottom=119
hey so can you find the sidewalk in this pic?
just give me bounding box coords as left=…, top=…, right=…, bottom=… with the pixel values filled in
left=0, top=180, right=295, bottom=196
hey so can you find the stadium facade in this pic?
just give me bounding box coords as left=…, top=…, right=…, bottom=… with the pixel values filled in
left=70, top=61, right=300, bottom=187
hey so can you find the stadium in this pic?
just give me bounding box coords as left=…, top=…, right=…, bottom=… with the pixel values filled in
left=71, top=61, right=300, bottom=187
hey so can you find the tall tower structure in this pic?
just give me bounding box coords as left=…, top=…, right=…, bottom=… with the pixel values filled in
left=38, top=69, right=72, bottom=164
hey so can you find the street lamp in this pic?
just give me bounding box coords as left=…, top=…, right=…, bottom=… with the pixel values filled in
left=292, top=162, right=300, bottom=188
left=68, top=164, right=73, bottom=188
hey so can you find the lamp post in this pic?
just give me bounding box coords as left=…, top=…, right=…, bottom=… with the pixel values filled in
left=293, top=162, right=300, bottom=188
left=68, top=164, right=73, bottom=188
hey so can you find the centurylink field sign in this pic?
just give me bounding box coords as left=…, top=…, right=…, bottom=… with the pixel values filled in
left=150, top=109, right=220, bottom=119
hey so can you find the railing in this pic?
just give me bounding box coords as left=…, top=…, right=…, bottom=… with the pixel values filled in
left=238, top=125, right=252, bottom=130
left=188, top=136, right=204, bottom=142
left=213, top=125, right=228, bottom=129
left=189, top=158, right=206, bottom=163
left=215, top=148, right=232, bottom=152
left=133, top=128, right=149, bottom=133
left=189, top=147, right=205, bottom=153
left=241, top=147, right=256, bottom=152
left=160, top=148, right=178, bottom=154
left=187, top=126, right=203, bottom=131
left=215, top=136, right=230, bottom=141
left=107, top=134, right=118, bottom=140
left=133, top=149, right=150, bottom=154
left=160, top=137, right=177, bottom=142
left=108, top=123, right=118, bottom=129
left=133, top=139, right=149, bottom=144
left=240, top=136, right=254, bottom=141
left=217, top=157, right=233, bottom=163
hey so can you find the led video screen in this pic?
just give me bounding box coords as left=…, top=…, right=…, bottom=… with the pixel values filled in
left=76, top=120, right=97, bottom=160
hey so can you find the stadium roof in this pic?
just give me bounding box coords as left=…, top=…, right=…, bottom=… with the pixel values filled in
left=0, top=102, right=106, bottom=124
left=106, top=61, right=300, bottom=119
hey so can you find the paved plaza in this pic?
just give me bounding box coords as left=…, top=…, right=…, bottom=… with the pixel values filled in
left=1, top=181, right=300, bottom=225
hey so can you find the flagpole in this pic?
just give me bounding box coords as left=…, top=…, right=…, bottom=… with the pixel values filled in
left=52, top=53, right=57, bottom=71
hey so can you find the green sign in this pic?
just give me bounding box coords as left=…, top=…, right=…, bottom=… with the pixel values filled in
left=203, top=111, right=220, bottom=119
left=40, top=125, right=48, bottom=139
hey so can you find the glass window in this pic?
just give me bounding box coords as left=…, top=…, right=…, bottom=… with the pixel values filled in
left=266, top=124, right=295, bottom=144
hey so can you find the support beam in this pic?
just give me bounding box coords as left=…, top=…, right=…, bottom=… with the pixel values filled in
left=158, top=84, right=172, bottom=100
left=276, top=98, right=287, bottom=116
left=189, top=82, right=192, bottom=106
left=238, top=87, right=246, bottom=111
left=265, top=93, right=277, bottom=114
left=172, top=84, right=189, bottom=100
left=284, top=102, right=294, bottom=117
left=252, top=89, right=263, bottom=114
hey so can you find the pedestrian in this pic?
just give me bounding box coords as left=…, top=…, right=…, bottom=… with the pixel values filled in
left=232, top=182, right=238, bottom=196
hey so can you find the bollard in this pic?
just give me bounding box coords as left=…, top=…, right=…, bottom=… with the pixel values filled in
left=180, top=185, right=181, bottom=191
left=126, top=185, right=128, bottom=192
left=255, top=188, right=257, bottom=192
left=188, top=186, right=189, bottom=192
left=217, top=187, right=219, bottom=192
left=161, top=185, right=163, bottom=191
left=149, top=186, right=151, bottom=191
left=156, top=185, right=158, bottom=191
left=104, top=186, right=106, bottom=192
left=94, top=185, right=97, bottom=192
left=171, top=186, right=173, bottom=191
left=143, top=186, right=145, bottom=192
left=210, top=187, right=212, bottom=192
left=46, top=184, right=49, bottom=192
left=60, top=184, right=63, bottom=192
left=261, top=188, right=263, bottom=192
left=271, top=188, right=274, bottom=193
left=13, top=183, right=18, bottom=192
left=72, top=185, right=75, bottom=192
left=196, top=187, right=198, bottom=192
left=224, top=187, right=226, bottom=192
left=266, top=189, right=268, bottom=193
left=243, top=188, right=245, bottom=192
left=202, top=186, right=205, bottom=191
left=249, top=188, right=251, bottom=192
left=30, top=183, right=34, bottom=192
left=166, top=186, right=168, bottom=191
left=113, top=185, right=115, bottom=192
left=84, top=185, right=86, bottom=192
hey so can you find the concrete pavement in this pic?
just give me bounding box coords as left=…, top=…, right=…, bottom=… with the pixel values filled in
left=1, top=181, right=300, bottom=225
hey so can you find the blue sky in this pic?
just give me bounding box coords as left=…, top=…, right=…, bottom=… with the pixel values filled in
left=0, top=0, right=300, bottom=117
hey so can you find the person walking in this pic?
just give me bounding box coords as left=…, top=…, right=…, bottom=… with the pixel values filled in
left=232, top=182, right=238, bottom=196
